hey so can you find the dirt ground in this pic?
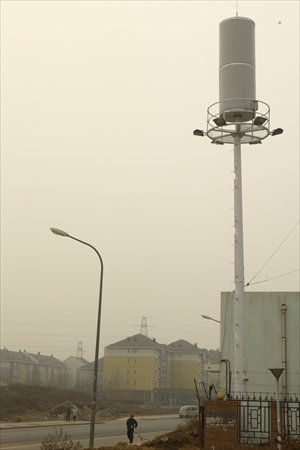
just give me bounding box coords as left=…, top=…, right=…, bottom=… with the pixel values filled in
left=0, top=383, right=177, bottom=422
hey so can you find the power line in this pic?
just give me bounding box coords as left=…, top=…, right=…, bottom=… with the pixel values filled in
left=246, top=221, right=299, bottom=286
left=247, top=269, right=299, bottom=286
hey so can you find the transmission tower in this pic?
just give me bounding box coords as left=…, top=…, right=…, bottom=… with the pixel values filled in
left=77, top=341, right=83, bottom=358
left=140, top=316, right=148, bottom=336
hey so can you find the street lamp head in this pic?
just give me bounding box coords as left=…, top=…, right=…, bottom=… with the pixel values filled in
left=249, top=140, right=262, bottom=145
left=201, top=314, right=221, bottom=323
left=50, top=227, right=69, bottom=237
left=213, top=116, right=226, bottom=127
left=193, top=129, right=205, bottom=137
left=211, top=140, right=224, bottom=145
left=201, top=314, right=212, bottom=320
left=253, top=116, right=267, bottom=126
left=271, top=128, right=284, bottom=136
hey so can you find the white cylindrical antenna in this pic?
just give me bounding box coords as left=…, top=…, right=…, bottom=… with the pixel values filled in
left=219, top=17, right=256, bottom=122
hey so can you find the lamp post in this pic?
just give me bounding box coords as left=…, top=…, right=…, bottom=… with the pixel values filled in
left=50, top=227, right=103, bottom=448
left=201, top=314, right=221, bottom=324
left=269, top=368, right=284, bottom=450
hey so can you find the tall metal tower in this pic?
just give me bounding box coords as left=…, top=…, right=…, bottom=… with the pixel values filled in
left=77, top=340, right=83, bottom=359
left=194, top=16, right=283, bottom=395
left=140, top=316, right=148, bottom=336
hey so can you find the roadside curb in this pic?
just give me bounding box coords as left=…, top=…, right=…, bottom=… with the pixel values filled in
left=0, top=415, right=178, bottom=430
left=0, top=420, right=90, bottom=430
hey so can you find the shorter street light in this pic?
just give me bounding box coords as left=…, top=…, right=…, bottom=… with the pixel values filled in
left=269, top=368, right=284, bottom=450
left=201, top=314, right=221, bottom=324
left=50, top=227, right=104, bottom=449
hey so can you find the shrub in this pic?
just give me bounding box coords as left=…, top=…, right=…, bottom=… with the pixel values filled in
left=40, top=427, right=82, bottom=450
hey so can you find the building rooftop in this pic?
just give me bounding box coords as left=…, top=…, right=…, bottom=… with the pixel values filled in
left=0, top=349, right=65, bottom=367
left=106, top=333, right=162, bottom=349
left=167, top=339, right=203, bottom=353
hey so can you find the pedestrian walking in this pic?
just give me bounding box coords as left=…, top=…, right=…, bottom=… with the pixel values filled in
left=66, top=405, right=71, bottom=421
left=72, top=405, right=78, bottom=422
left=126, top=414, right=138, bottom=444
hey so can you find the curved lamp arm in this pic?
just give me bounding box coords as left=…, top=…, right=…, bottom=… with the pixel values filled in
left=50, top=227, right=103, bottom=448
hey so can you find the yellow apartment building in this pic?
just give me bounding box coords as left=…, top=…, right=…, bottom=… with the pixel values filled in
left=102, top=334, right=214, bottom=404
left=167, top=340, right=204, bottom=390
left=103, top=334, right=163, bottom=402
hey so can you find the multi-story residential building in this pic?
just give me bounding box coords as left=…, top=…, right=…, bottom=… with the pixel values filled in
left=0, top=348, right=67, bottom=387
left=160, top=340, right=205, bottom=405
left=103, top=334, right=162, bottom=402
left=101, top=334, right=216, bottom=404
left=0, top=338, right=220, bottom=405
left=167, top=340, right=204, bottom=389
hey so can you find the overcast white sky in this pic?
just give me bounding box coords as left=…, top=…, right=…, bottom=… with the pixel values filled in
left=1, top=0, right=299, bottom=362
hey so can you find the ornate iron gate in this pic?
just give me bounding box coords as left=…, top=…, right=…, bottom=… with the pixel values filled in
left=238, top=399, right=270, bottom=444
left=282, top=400, right=300, bottom=440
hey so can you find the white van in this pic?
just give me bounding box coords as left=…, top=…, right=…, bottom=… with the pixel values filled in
left=178, top=405, right=198, bottom=418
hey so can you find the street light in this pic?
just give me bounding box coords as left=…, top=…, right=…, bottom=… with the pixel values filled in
left=269, top=368, right=284, bottom=450
left=50, top=227, right=103, bottom=448
left=201, top=314, right=221, bottom=324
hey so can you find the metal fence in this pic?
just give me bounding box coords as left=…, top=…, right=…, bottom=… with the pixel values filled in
left=238, top=399, right=270, bottom=444
left=237, top=397, right=300, bottom=444
left=282, top=400, right=300, bottom=440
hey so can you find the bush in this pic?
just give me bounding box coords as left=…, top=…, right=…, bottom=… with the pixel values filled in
left=40, top=427, right=82, bottom=450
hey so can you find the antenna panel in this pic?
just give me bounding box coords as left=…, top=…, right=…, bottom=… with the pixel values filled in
left=219, top=17, right=256, bottom=122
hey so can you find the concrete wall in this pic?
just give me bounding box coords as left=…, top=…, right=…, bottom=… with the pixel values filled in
left=220, top=292, right=300, bottom=396
left=204, top=400, right=238, bottom=449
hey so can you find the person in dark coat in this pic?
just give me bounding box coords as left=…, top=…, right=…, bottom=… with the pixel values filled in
left=126, top=414, right=138, bottom=443
left=71, top=405, right=78, bottom=421
left=66, top=405, right=71, bottom=421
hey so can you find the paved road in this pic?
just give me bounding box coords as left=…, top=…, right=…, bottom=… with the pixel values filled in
left=0, top=415, right=182, bottom=449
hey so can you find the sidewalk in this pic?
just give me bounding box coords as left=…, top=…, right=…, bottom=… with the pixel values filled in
left=0, top=414, right=177, bottom=430
left=0, top=420, right=89, bottom=430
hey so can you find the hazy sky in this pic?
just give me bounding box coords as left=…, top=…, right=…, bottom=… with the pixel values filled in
left=1, top=0, right=299, bottom=362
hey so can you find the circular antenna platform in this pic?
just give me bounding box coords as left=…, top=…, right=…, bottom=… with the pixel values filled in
left=207, top=99, right=270, bottom=144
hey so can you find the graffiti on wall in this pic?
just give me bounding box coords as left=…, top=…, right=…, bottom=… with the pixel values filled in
left=206, top=410, right=235, bottom=432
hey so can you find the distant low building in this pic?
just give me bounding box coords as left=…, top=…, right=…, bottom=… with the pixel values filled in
left=77, top=358, right=103, bottom=393
left=63, top=355, right=89, bottom=388
left=0, top=349, right=67, bottom=387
